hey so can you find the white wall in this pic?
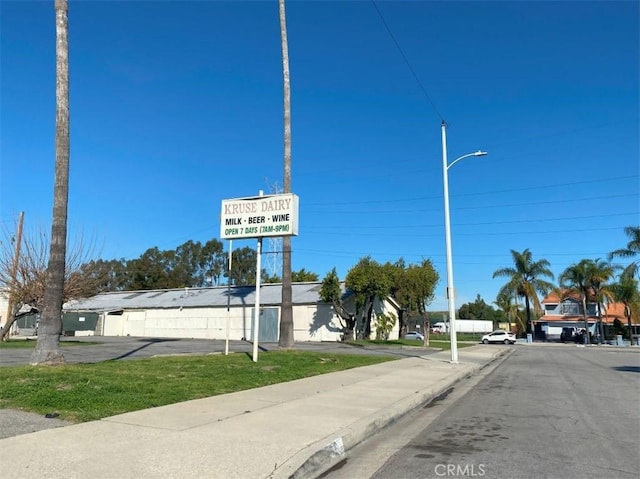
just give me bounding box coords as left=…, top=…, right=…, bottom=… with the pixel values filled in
left=455, top=320, right=494, bottom=333
left=144, top=307, right=251, bottom=340
left=101, top=304, right=344, bottom=342
left=103, top=312, right=124, bottom=336
left=98, top=297, right=400, bottom=342
left=294, top=304, right=343, bottom=342
left=122, top=311, right=146, bottom=337
left=0, top=291, right=8, bottom=328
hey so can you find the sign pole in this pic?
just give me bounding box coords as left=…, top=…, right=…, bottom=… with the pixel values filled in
left=252, top=191, right=264, bottom=362
left=224, top=239, right=232, bottom=356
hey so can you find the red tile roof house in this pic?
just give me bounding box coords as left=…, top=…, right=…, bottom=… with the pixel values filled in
left=536, top=291, right=637, bottom=344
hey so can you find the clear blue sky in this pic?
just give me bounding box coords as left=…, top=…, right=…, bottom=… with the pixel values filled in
left=1, top=1, right=638, bottom=311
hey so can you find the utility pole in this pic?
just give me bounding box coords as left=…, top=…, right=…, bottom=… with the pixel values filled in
left=264, top=178, right=283, bottom=279
left=3, top=211, right=24, bottom=339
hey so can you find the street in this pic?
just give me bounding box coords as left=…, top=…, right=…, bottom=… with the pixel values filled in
left=323, top=345, right=640, bottom=479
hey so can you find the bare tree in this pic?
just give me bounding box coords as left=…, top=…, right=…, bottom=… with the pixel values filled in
left=31, top=0, right=70, bottom=365
left=278, top=0, right=294, bottom=348
left=0, top=227, right=102, bottom=340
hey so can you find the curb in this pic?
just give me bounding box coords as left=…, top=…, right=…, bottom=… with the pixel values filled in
left=273, top=348, right=511, bottom=479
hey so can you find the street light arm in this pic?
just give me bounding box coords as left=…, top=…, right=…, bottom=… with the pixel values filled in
left=447, top=150, right=488, bottom=170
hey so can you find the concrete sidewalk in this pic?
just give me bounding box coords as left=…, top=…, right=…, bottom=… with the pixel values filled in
left=0, top=344, right=511, bottom=479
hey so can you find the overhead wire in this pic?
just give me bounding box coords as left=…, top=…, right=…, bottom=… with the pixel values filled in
left=303, top=174, right=639, bottom=207
left=370, top=0, right=445, bottom=122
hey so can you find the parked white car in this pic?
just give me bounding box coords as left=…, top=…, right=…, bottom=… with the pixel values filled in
left=481, top=330, right=516, bottom=344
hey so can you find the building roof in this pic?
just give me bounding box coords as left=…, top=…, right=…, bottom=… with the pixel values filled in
left=542, top=290, right=591, bottom=303
left=539, top=304, right=630, bottom=324
left=540, top=289, right=633, bottom=322
left=64, top=282, right=346, bottom=312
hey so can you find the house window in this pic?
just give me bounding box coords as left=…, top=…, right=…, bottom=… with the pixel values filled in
left=560, top=301, right=580, bottom=315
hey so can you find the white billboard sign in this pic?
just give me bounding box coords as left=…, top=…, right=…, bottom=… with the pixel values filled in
left=220, top=193, right=299, bottom=240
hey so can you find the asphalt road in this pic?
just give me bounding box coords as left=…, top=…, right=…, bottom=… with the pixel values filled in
left=323, top=345, right=640, bottom=479
left=0, top=335, right=440, bottom=367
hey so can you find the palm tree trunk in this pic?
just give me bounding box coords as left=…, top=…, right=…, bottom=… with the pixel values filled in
left=597, top=303, right=605, bottom=345
left=278, top=0, right=294, bottom=348
left=581, top=295, right=589, bottom=345
left=524, top=295, right=532, bottom=337
left=31, top=0, right=69, bottom=365
left=626, top=306, right=634, bottom=345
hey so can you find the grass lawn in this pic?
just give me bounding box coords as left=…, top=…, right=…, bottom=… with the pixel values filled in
left=0, top=350, right=395, bottom=423
left=350, top=338, right=477, bottom=350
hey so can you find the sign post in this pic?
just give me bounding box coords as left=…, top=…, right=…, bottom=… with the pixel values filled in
left=253, top=228, right=263, bottom=362
left=224, top=239, right=232, bottom=356
left=220, top=193, right=299, bottom=361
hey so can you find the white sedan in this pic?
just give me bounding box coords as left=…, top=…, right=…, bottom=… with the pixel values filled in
left=481, top=330, right=516, bottom=344
left=404, top=331, right=425, bottom=341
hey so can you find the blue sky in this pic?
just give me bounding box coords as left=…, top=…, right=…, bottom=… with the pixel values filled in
left=1, top=0, right=638, bottom=311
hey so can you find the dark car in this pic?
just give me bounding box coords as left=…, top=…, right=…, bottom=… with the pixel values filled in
left=560, top=327, right=578, bottom=343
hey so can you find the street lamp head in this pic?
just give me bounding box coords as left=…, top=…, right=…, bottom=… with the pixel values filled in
left=447, top=150, right=488, bottom=170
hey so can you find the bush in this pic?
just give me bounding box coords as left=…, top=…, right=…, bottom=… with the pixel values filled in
left=611, top=319, right=631, bottom=340
left=375, top=313, right=397, bottom=341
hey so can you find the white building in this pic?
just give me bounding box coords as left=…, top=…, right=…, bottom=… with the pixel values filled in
left=0, top=289, right=9, bottom=330
left=62, top=282, right=400, bottom=342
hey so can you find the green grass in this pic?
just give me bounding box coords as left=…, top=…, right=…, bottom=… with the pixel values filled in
left=451, top=333, right=486, bottom=342
left=349, top=338, right=476, bottom=350
left=0, top=339, right=98, bottom=349
left=0, top=351, right=395, bottom=423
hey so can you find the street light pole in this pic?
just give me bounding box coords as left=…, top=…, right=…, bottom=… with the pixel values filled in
left=441, top=120, right=487, bottom=363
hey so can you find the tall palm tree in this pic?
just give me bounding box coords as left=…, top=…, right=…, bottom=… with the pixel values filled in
left=559, top=259, right=595, bottom=345
left=609, top=274, right=640, bottom=343
left=493, top=249, right=555, bottom=337
left=609, top=226, right=640, bottom=280
left=278, top=0, right=294, bottom=348
left=30, top=0, right=69, bottom=365
left=588, top=259, right=617, bottom=343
